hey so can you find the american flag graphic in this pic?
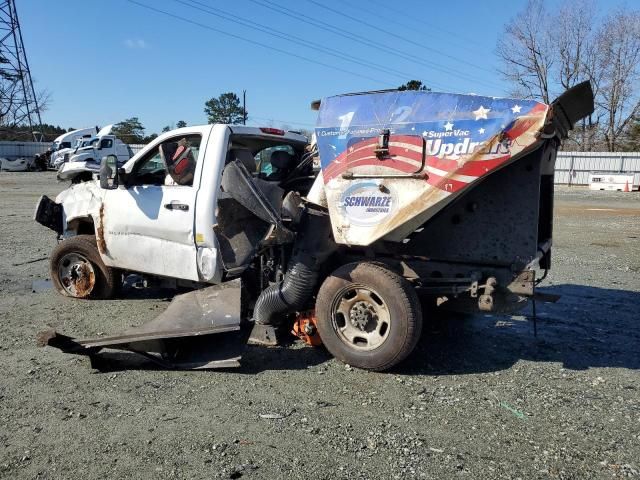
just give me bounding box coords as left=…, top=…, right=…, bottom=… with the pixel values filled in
left=315, top=90, right=549, bottom=245
left=317, top=94, right=547, bottom=193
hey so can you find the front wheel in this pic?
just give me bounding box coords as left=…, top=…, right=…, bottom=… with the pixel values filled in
left=50, top=235, right=119, bottom=299
left=315, top=262, right=423, bottom=371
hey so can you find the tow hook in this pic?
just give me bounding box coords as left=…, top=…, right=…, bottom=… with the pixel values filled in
left=478, top=277, right=498, bottom=312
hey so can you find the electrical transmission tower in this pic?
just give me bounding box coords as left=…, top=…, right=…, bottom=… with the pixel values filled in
left=0, top=0, right=42, bottom=139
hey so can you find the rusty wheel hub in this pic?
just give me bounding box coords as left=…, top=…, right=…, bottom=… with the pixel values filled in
left=58, top=253, right=96, bottom=298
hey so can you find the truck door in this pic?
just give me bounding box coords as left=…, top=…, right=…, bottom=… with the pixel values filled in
left=99, top=133, right=205, bottom=281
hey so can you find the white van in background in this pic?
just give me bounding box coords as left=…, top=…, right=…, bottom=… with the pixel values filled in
left=588, top=172, right=640, bottom=192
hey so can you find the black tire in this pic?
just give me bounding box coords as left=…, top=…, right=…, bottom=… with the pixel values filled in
left=50, top=235, right=119, bottom=299
left=316, top=262, right=423, bottom=371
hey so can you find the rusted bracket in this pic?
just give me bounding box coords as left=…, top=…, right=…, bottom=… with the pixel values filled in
left=478, top=277, right=497, bottom=312
left=373, top=129, right=391, bottom=159
left=507, top=270, right=535, bottom=296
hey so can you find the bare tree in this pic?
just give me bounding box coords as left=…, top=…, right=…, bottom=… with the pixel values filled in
left=553, top=0, right=598, bottom=150
left=497, top=0, right=640, bottom=152
left=496, top=0, right=553, bottom=103
left=555, top=0, right=595, bottom=90
left=595, top=9, right=640, bottom=151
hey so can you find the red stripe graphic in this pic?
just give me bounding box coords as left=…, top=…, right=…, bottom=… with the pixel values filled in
left=322, top=123, right=540, bottom=192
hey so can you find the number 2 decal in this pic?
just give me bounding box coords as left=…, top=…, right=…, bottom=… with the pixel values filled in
left=337, top=111, right=354, bottom=139
left=391, top=106, right=412, bottom=124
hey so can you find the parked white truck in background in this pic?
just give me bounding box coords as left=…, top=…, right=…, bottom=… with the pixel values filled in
left=55, top=125, right=134, bottom=181
left=49, top=127, right=99, bottom=168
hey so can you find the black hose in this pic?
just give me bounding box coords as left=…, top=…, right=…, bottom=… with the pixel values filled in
left=253, top=208, right=334, bottom=325
left=253, top=261, right=318, bottom=325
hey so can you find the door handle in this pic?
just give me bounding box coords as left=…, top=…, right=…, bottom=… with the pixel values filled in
left=164, top=202, right=189, bottom=211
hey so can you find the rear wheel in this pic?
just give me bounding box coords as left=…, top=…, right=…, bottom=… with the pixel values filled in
left=316, top=262, right=422, bottom=371
left=50, top=235, right=119, bottom=299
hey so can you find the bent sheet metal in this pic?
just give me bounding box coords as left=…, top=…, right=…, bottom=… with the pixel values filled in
left=38, top=280, right=244, bottom=369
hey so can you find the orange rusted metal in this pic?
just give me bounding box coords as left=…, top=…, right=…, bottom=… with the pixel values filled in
left=96, top=203, right=107, bottom=254
left=73, top=262, right=95, bottom=298
left=292, top=311, right=322, bottom=346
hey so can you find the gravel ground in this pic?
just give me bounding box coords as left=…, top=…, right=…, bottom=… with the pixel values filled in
left=0, top=172, right=639, bottom=479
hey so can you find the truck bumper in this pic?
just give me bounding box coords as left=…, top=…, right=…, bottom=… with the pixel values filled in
left=34, top=195, right=63, bottom=235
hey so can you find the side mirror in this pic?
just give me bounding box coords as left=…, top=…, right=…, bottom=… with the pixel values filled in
left=99, top=155, right=119, bottom=189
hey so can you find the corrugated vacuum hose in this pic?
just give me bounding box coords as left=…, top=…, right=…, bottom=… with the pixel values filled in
left=251, top=206, right=336, bottom=340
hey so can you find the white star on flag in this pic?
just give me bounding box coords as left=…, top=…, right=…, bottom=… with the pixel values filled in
left=511, top=105, right=522, bottom=114
left=348, top=146, right=354, bottom=153
left=478, top=128, right=485, bottom=134
left=444, top=121, right=454, bottom=131
left=473, top=106, right=490, bottom=120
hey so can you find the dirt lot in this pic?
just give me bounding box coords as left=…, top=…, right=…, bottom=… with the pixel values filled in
left=1, top=172, right=639, bottom=479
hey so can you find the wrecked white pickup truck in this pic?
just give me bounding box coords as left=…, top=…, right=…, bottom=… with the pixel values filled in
left=35, top=82, right=594, bottom=371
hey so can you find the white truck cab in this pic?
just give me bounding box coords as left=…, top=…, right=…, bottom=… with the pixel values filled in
left=39, top=124, right=309, bottom=283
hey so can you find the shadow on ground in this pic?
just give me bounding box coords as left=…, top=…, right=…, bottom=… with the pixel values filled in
left=400, top=283, right=640, bottom=375
left=76, top=284, right=640, bottom=375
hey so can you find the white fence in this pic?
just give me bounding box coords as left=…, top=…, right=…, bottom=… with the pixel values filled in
left=556, top=151, right=640, bottom=185
left=129, top=144, right=146, bottom=155
left=0, top=141, right=49, bottom=159
left=1, top=142, right=638, bottom=185
left=0, top=141, right=148, bottom=160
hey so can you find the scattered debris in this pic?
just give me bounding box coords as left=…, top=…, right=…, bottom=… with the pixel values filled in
left=499, top=401, right=527, bottom=420
left=258, top=413, right=285, bottom=420
left=259, top=410, right=294, bottom=420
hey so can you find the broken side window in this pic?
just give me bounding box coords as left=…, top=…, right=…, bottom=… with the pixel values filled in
left=129, top=134, right=202, bottom=187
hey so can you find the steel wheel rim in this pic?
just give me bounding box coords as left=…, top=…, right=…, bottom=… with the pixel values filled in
left=57, top=252, right=95, bottom=297
left=330, top=284, right=391, bottom=351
